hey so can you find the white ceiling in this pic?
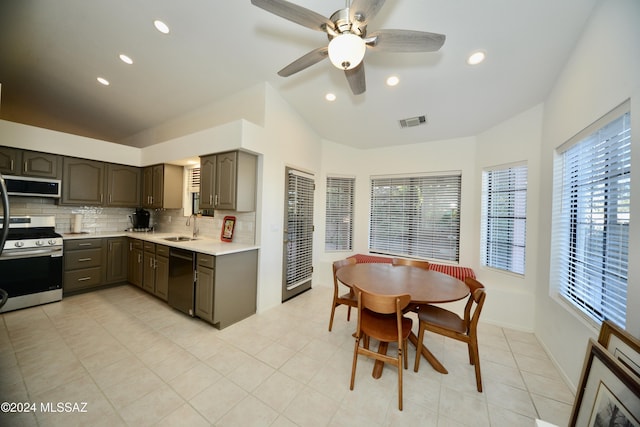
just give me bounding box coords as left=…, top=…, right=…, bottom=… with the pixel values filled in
left=0, top=0, right=598, bottom=150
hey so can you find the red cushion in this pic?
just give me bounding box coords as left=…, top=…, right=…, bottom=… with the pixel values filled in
left=429, top=263, right=476, bottom=281
left=348, top=254, right=393, bottom=264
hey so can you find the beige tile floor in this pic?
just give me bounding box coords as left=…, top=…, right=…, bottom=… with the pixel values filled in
left=0, top=284, right=575, bottom=426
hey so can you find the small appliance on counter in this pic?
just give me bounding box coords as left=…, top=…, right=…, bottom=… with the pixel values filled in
left=128, top=208, right=152, bottom=232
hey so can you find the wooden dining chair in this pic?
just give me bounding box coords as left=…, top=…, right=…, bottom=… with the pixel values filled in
left=328, top=257, right=358, bottom=331
left=391, top=257, right=430, bottom=270
left=392, top=257, right=430, bottom=313
left=350, top=285, right=413, bottom=410
left=413, top=277, right=486, bottom=392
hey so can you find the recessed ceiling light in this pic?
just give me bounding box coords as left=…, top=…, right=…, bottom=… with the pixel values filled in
left=154, top=20, right=170, bottom=34
left=119, top=54, right=133, bottom=65
left=467, top=51, right=486, bottom=65
left=325, top=93, right=336, bottom=102
left=97, top=77, right=110, bottom=86
left=386, top=75, right=400, bottom=86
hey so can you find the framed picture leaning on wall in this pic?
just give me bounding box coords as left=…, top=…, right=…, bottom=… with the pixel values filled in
left=598, top=320, right=640, bottom=380
left=570, top=338, right=640, bottom=426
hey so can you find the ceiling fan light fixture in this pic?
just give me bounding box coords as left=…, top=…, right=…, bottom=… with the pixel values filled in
left=328, top=33, right=366, bottom=70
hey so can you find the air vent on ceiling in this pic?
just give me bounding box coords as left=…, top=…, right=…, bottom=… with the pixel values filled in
left=399, top=115, right=427, bottom=128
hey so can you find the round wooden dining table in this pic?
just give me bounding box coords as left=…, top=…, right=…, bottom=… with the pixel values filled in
left=336, top=263, right=470, bottom=377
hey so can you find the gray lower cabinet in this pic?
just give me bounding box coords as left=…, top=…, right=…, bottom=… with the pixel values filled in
left=195, top=249, right=258, bottom=329
left=104, top=237, right=128, bottom=284
left=64, top=237, right=129, bottom=294
left=141, top=242, right=169, bottom=301
left=128, top=239, right=143, bottom=288
left=64, top=238, right=103, bottom=294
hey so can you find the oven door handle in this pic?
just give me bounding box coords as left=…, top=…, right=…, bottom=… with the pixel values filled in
left=0, top=247, right=63, bottom=259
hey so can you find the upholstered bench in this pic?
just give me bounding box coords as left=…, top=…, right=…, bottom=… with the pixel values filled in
left=347, top=254, right=475, bottom=282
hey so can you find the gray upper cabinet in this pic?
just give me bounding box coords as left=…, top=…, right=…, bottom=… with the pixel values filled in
left=0, top=147, right=61, bottom=178
left=0, top=147, right=20, bottom=175
left=22, top=151, right=62, bottom=179
left=61, top=158, right=105, bottom=205
left=199, top=150, right=257, bottom=212
left=199, top=155, right=216, bottom=210
left=142, top=164, right=183, bottom=209
left=106, top=164, right=141, bottom=207
left=62, top=158, right=142, bottom=207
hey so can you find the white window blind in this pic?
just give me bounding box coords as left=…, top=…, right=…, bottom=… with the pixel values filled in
left=188, top=167, right=200, bottom=192
left=325, top=176, right=354, bottom=251
left=551, top=104, right=630, bottom=328
left=369, top=174, right=461, bottom=262
left=481, top=164, right=528, bottom=275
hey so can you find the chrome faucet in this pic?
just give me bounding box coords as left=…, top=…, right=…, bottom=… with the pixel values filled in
left=191, top=214, right=199, bottom=238
left=186, top=214, right=199, bottom=238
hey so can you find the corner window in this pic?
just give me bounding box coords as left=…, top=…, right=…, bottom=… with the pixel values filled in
left=325, top=176, right=354, bottom=251
left=551, top=102, right=630, bottom=327
left=369, top=173, right=461, bottom=262
left=481, top=163, right=527, bottom=275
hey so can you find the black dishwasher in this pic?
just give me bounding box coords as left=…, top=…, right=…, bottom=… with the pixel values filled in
left=168, top=248, right=195, bottom=316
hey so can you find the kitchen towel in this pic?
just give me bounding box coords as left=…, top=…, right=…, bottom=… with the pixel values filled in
left=72, top=214, right=83, bottom=233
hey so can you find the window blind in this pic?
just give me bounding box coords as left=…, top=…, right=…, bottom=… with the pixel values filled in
left=551, top=105, right=630, bottom=328
left=369, top=174, right=461, bottom=262
left=188, top=167, right=200, bottom=193
left=325, top=176, right=354, bottom=251
left=481, top=164, right=527, bottom=275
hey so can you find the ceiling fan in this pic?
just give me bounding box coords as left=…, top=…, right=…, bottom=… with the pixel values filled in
left=251, top=0, right=446, bottom=95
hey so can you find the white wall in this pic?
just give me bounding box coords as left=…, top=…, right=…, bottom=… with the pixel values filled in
left=0, top=119, right=141, bottom=166
left=474, top=104, right=543, bottom=331
left=536, top=0, right=640, bottom=388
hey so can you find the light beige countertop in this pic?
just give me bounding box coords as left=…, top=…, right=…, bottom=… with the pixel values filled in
left=61, top=231, right=259, bottom=256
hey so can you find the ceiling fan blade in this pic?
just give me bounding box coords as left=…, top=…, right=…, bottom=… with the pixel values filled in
left=251, top=0, right=334, bottom=32
left=278, top=47, right=329, bottom=77
left=349, top=0, right=386, bottom=27
left=345, top=62, right=366, bottom=95
left=367, top=29, right=446, bottom=52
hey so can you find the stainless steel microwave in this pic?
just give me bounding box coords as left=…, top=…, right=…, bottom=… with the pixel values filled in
left=3, top=175, right=61, bottom=198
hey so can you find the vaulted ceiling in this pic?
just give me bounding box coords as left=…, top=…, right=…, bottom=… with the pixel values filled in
left=0, top=0, right=598, bottom=149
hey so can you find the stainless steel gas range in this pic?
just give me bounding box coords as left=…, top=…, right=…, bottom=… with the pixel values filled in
left=0, top=216, right=63, bottom=313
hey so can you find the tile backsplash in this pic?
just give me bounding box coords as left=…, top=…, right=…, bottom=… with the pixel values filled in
left=7, top=197, right=256, bottom=244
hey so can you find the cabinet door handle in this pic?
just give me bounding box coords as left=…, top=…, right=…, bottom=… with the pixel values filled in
left=24, top=161, right=28, bottom=172
left=138, top=253, right=142, bottom=263
left=10, top=160, right=14, bottom=171
left=100, top=194, right=103, bottom=203
left=215, top=195, right=219, bottom=206
left=209, top=195, right=213, bottom=205
left=78, top=257, right=92, bottom=262
left=78, top=277, right=91, bottom=282
left=78, top=243, right=92, bottom=247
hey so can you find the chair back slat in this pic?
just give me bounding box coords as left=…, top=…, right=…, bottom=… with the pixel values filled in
left=355, top=285, right=411, bottom=314
left=392, top=258, right=430, bottom=270
left=463, top=277, right=486, bottom=332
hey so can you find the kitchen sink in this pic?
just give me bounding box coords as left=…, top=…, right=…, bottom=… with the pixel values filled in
left=163, top=236, right=198, bottom=242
